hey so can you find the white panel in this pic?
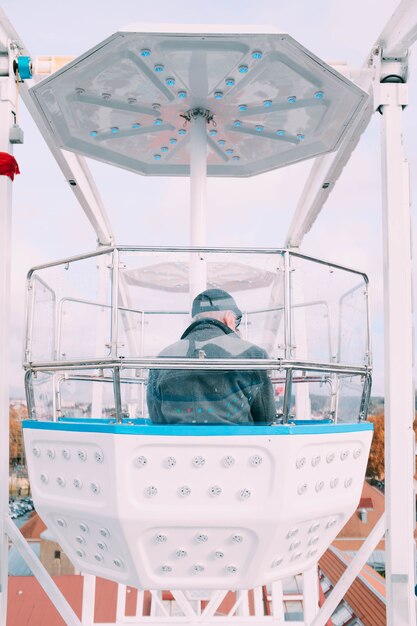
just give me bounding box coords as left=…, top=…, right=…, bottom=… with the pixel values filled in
left=24, top=426, right=372, bottom=590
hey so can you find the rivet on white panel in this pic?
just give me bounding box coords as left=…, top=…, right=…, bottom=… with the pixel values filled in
left=250, top=455, right=263, bottom=466
left=161, top=564, right=172, bottom=573
left=57, top=476, right=66, bottom=487
left=62, top=448, right=71, bottom=460
left=95, top=451, right=104, bottom=463
left=311, top=455, right=321, bottom=467
left=340, top=450, right=349, bottom=461
left=315, top=481, right=324, bottom=492
left=309, top=522, right=320, bottom=533
left=155, top=534, right=167, bottom=543
left=196, top=534, right=208, bottom=543
left=194, top=564, right=205, bottom=573
left=232, top=534, right=243, bottom=544
left=291, top=552, right=302, bottom=561
left=192, top=456, right=206, bottom=468
left=73, top=478, right=83, bottom=489
left=136, top=456, right=148, bottom=468
left=326, top=519, right=337, bottom=529
left=57, top=518, right=67, bottom=528
left=297, top=483, right=307, bottom=495
left=215, top=551, right=224, bottom=559
left=90, top=482, right=100, bottom=495
left=239, top=489, right=251, bottom=500
left=32, top=446, right=41, bottom=458
left=287, top=527, right=299, bottom=539
left=330, top=477, right=339, bottom=489
left=344, top=477, right=353, bottom=488
left=176, top=549, right=187, bottom=558
left=308, top=536, right=319, bottom=546
left=79, top=522, right=89, bottom=533
left=40, top=473, right=49, bottom=484
left=222, top=455, right=235, bottom=468
left=326, top=453, right=335, bottom=464
left=178, top=485, right=191, bottom=497
left=97, top=541, right=107, bottom=551
left=145, top=486, right=158, bottom=497
left=226, top=565, right=237, bottom=574
left=307, top=549, right=318, bottom=558
left=289, top=540, right=301, bottom=551
left=296, top=457, right=306, bottom=469
left=47, top=448, right=55, bottom=460
left=353, top=448, right=362, bottom=459
left=209, top=485, right=222, bottom=497
left=271, top=557, right=283, bottom=568
left=75, top=535, right=86, bottom=545
left=100, top=528, right=110, bottom=538
left=113, top=558, right=124, bottom=568
left=165, top=456, right=176, bottom=468
left=78, top=449, right=87, bottom=462
left=76, top=548, right=85, bottom=558
left=94, top=554, right=104, bottom=562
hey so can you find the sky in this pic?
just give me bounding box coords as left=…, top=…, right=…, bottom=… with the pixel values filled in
left=1, top=0, right=414, bottom=396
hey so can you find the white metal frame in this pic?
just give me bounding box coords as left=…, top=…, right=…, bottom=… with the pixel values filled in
left=1, top=1, right=417, bottom=624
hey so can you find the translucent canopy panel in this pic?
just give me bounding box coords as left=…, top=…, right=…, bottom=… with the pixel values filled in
left=29, top=26, right=368, bottom=177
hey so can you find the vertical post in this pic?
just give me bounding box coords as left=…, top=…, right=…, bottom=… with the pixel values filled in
left=81, top=574, right=96, bottom=625
left=379, top=80, right=416, bottom=626
left=0, top=48, right=15, bottom=626
left=270, top=580, right=285, bottom=623
left=283, top=250, right=292, bottom=360
left=189, top=114, right=207, bottom=304
left=302, top=566, right=319, bottom=623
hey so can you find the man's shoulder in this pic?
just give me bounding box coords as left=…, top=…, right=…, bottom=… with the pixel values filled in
left=158, top=339, right=188, bottom=357
left=224, top=334, right=268, bottom=359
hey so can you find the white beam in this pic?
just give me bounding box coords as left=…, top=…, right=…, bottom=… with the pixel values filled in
left=0, top=7, right=115, bottom=246
left=5, top=518, right=82, bottom=626
left=285, top=93, right=373, bottom=248
left=311, top=513, right=386, bottom=626
left=0, top=54, right=14, bottom=626
left=377, top=0, right=417, bottom=59
left=378, top=80, right=416, bottom=626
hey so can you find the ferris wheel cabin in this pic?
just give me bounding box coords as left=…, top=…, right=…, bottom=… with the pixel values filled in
left=20, top=26, right=373, bottom=593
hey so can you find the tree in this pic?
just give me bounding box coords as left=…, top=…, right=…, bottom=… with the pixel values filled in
left=9, top=405, right=25, bottom=465
left=366, top=413, right=385, bottom=479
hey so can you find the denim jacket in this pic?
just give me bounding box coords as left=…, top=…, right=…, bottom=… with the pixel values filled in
left=147, top=318, right=276, bottom=425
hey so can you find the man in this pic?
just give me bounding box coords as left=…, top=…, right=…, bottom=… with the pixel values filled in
left=147, top=288, right=276, bottom=425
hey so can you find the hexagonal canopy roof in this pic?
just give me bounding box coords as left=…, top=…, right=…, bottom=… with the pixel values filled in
left=30, top=25, right=368, bottom=177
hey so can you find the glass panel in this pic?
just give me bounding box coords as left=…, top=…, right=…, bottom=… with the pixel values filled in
left=28, top=252, right=113, bottom=363
left=120, top=368, right=148, bottom=419
left=289, top=254, right=369, bottom=366
left=117, top=249, right=285, bottom=359
left=337, top=375, right=367, bottom=423
left=57, top=370, right=117, bottom=419
left=28, top=276, right=56, bottom=362
left=29, top=371, right=54, bottom=421
left=285, top=371, right=367, bottom=423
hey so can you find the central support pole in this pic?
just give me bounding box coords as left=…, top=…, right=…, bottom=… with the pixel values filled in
left=189, top=112, right=208, bottom=304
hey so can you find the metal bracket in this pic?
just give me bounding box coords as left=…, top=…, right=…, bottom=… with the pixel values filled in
left=373, top=81, right=408, bottom=112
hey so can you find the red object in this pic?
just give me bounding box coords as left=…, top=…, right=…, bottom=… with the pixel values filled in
left=0, top=152, right=20, bottom=180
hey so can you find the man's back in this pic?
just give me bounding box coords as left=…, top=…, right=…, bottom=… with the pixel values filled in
left=147, top=318, right=276, bottom=425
